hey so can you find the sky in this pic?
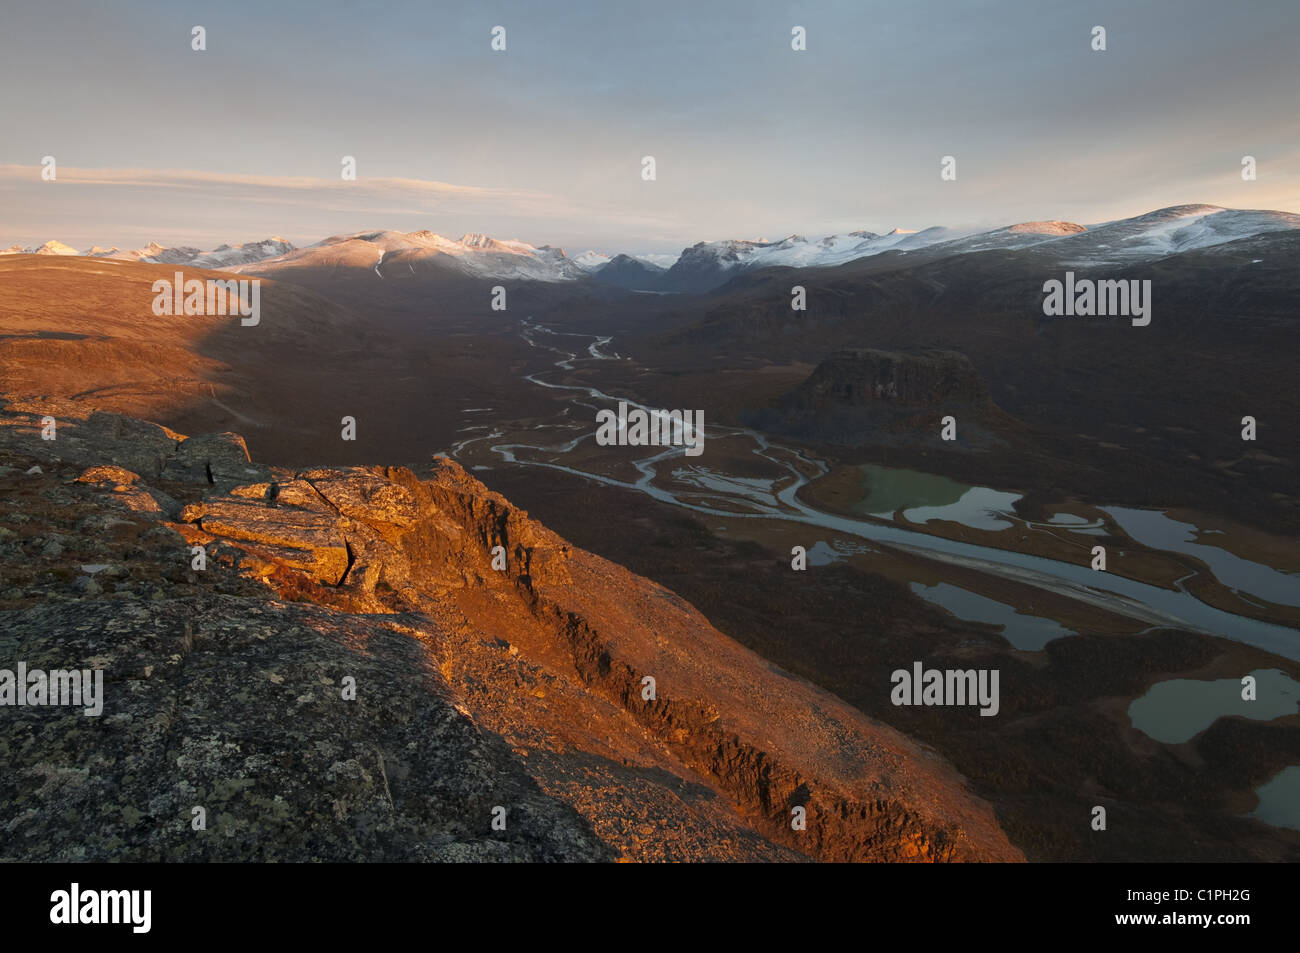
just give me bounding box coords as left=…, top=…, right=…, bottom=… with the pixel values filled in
left=1, top=0, right=1298, bottom=256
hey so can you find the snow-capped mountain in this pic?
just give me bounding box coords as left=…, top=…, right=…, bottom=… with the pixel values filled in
left=0, top=238, right=294, bottom=267
left=690, top=228, right=967, bottom=267
left=572, top=250, right=612, bottom=273
left=651, top=206, right=1300, bottom=291
left=86, top=241, right=170, bottom=261
left=912, top=206, right=1300, bottom=266
left=147, top=238, right=295, bottom=268
left=1056, top=205, right=1300, bottom=266
left=572, top=250, right=680, bottom=274
left=1, top=240, right=84, bottom=256
left=5, top=206, right=1297, bottom=288
left=38, top=240, right=83, bottom=256
left=656, top=227, right=978, bottom=291
left=912, top=220, right=1089, bottom=257
left=230, top=229, right=591, bottom=282
left=635, top=252, right=680, bottom=270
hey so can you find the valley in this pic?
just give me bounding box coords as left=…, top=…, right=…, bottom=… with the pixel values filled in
left=3, top=201, right=1298, bottom=863
left=429, top=313, right=1300, bottom=859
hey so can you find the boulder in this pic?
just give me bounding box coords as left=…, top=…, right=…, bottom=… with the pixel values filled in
left=76, top=465, right=140, bottom=486
left=163, top=432, right=271, bottom=486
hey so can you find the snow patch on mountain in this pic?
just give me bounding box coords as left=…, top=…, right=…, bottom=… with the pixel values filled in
left=868, top=206, right=1300, bottom=266
left=1058, top=205, right=1300, bottom=265
left=636, top=252, right=680, bottom=269
left=572, top=250, right=612, bottom=273
left=142, top=238, right=294, bottom=268
left=34, top=241, right=81, bottom=256
left=0, top=238, right=295, bottom=267
left=574, top=250, right=680, bottom=273
left=269, top=229, right=589, bottom=281
left=666, top=226, right=975, bottom=282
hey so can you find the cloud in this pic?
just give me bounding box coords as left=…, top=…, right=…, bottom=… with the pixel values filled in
left=0, top=163, right=689, bottom=250
left=0, top=163, right=551, bottom=200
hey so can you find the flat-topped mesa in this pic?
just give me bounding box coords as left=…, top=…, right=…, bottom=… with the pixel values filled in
left=793, top=348, right=989, bottom=408
left=747, top=347, right=1010, bottom=450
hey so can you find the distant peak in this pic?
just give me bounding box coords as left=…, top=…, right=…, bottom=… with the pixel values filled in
left=34, top=240, right=79, bottom=255
left=1008, top=220, right=1086, bottom=235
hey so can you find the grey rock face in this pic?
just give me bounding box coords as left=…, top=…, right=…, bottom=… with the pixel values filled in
left=0, top=596, right=610, bottom=862
left=163, top=432, right=271, bottom=487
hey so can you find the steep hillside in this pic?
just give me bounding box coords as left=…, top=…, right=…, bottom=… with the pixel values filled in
left=0, top=395, right=1024, bottom=862
left=0, top=255, right=546, bottom=467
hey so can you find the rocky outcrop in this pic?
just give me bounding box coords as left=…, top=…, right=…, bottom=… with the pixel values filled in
left=0, top=396, right=268, bottom=488
left=1, top=597, right=611, bottom=862
left=747, top=348, right=1008, bottom=450
left=0, top=396, right=1024, bottom=862
left=163, top=431, right=267, bottom=487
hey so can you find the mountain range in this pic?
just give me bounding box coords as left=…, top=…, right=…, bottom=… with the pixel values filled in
left=0, top=237, right=296, bottom=269
left=6, top=204, right=1299, bottom=292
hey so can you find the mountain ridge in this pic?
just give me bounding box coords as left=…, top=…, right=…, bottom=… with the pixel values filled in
left=6, top=204, right=1298, bottom=289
